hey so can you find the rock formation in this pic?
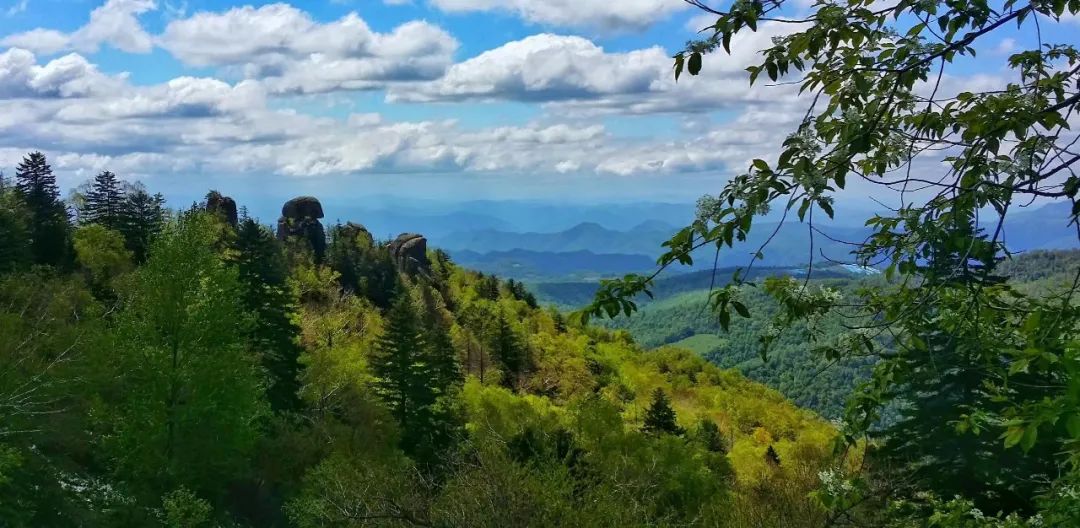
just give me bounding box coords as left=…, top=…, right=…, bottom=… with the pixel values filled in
left=388, top=233, right=430, bottom=274
left=277, top=196, right=327, bottom=260
left=339, top=221, right=374, bottom=248
left=205, top=191, right=238, bottom=227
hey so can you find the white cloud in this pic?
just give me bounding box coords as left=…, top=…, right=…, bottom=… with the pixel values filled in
left=158, top=4, right=457, bottom=94
left=0, top=48, right=124, bottom=98
left=1, top=0, right=156, bottom=54
left=429, top=0, right=688, bottom=31
left=392, top=24, right=804, bottom=114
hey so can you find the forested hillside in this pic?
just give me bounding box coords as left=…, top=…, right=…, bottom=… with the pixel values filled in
left=594, top=252, right=1080, bottom=419
left=0, top=155, right=843, bottom=527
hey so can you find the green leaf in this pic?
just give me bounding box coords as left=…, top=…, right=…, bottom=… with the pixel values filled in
left=688, top=52, right=703, bottom=76
left=732, top=300, right=750, bottom=318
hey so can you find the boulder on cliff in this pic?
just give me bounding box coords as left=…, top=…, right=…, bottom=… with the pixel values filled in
left=388, top=233, right=430, bottom=274
left=281, top=196, right=324, bottom=220
left=205, top=191, right=238, bottom=227
left=276, top=196, right=327, bottom=260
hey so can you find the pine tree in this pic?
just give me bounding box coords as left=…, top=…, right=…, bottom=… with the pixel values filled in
left=765, top=445, right=781, bottom=467
left=695, top=418, right=727, bottom=453
left=491, top=311, right=527, bottom=387
left=121, top=187, right=166, bottom=263
left=0, top=173, right=31, bottom=272
left=371, top=297, right=456, bottom=464
left=642, top=388, right=683, bottom=436
left=81, top=171, right=126, bottom=231
left=233, top=218, right=302, bottom=413
left=14, top=152, right=70, bottom=267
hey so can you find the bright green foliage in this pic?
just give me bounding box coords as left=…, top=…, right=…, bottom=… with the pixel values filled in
left=73, top=224, right=134, bottom=293
left=80, top=171, right=126, bottom=231
left=159, top=488, right=212, bottom=528
left=233, top=218, right=303, bottom=413
left=642, top=387, right=684, bottom=436
left=581, top=1, right=1080, bottom=523
left=107, top=213, right=267, bottom=500
left=14, top=152, right=70, bottom=268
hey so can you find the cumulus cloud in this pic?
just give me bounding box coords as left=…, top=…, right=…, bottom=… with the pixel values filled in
left=1, top=0, right=156, bottom=54
left=0, top=48, right=125, bottom=98
left=159, top=4, right=458, bottom=94
left=392, top=24, right=804, bottom=114
left=429, top=0, right=688, bottom=31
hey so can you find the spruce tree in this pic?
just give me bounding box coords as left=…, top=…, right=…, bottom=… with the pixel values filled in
left=233, top=218, right=303, bottom=413
left=0, top=174, right=31, bottom=272
left=121, top=187, right=166, bottom=263
left=491, top=311, right=527, bottom=387
left=81, top=171, right=126, bottom=231
left=642, top=388, right=683, bottom=436
left=14, top=152, right=70, bottom=267
left=371, top=297, right=456, bottom=464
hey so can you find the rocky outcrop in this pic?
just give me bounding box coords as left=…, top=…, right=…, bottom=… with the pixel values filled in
left=205, top=191, right=238, bottom=227
left=388, top=233, right=430, bottom=274
left=339, top=222, right=374, bottom=248
left=281, top=196, right=324, bottom=221
left=277, top=196, right=327, bottom=260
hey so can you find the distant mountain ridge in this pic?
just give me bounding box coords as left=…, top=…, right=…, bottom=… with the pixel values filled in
left=450, top=249, right=656, bottom=280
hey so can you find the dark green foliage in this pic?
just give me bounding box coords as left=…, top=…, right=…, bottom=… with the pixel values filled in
left=476, top=273, right=500, bottom=300
left=694, top=418, right=727, bottom=453
left=233, top=218, right=303, bottom=413
left=491, top=311, right=528, bottom=387
left=371, top=297, right=459, bottom=465
left=507, top=279, right=539, bottom=308
left=765, top=445, right=780, bottom=467
left=14, top=152, right=71, bottom=268
left=642, top=388, right=683, bottom=436
left=80, top=171, right=126, bottom=231
left=0, top=177, right=31, bottom=273
left=327, top=225, right=400, bottom=309
left=120, top=186, right=167, bottom=263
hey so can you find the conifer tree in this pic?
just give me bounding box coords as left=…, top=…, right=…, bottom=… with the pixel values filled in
left=14, top=152, right=70, bottom=267
left=642, top=388, right=683, bottom=436
left=233, top=218, right=303, bottom=413
left=371, top=297, right=456, bottom=464
left=121, top=186, right=167, bottom=263
left=81, top=171, right=126, bottom=231
left=0, top=173, right=31, bottom=273
left=491, top=311, right=527, bottom=387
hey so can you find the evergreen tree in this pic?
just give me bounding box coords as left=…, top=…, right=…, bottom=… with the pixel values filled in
left=14, top=152, right=70, bottom=267
left=371, top=297, right=456, bottom=465
left=694, top=418, right=727, bottom=453
left=476, top=274, right=500, bottom=301
left=0, top=174, right=31, bottom=273
left=233, top=218, right=303, bottom=413
left=81, top=171, right=126, bottom=231
left=765, top=445, right=781, bottom=467
left=121, top=187, right=166, bottom=263
left=642, top=388, right=683, bottom=436
left=491, top=311, right=527, bottom=387
left=327, top=226, right=400, bottom=309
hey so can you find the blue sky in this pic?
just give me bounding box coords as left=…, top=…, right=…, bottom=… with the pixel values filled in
left=0, top=0, right=1074, bottom=210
